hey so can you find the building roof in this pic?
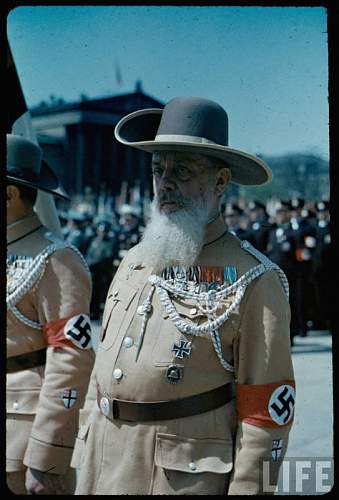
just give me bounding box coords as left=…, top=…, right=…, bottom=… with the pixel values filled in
left=30, top=88, right=164, bottom=117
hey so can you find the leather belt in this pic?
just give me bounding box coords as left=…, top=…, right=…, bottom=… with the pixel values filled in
left=97, top=381, right=235, bottom=422
left=7, top=348, right=47, bottom=373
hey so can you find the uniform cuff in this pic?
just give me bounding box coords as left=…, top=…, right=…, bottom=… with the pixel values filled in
left=23, top=436, right=74, bottom=475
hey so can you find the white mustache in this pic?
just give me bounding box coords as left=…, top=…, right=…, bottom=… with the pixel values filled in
left=137, top=193, right=214, bottom=273
left=156, top=193, right=192, bottom=208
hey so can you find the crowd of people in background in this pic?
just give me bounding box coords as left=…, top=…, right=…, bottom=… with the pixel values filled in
left=58, top=195, right=331, bottom=346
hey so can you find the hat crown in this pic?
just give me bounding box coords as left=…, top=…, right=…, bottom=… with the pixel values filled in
left=7, top=134, right=42, bottom=175
left=156, top=96, right=228, bottom=146
left=114, top=95, right=273, bottom=186
left=291, top=197, right=304, bottom=209
left=225, top=203, right=242, bottom=215
left=276, top=200, right=292, bottom=211
left=316, top=201, right=329, bottom=211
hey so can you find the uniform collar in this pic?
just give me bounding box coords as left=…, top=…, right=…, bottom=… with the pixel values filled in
left=203, top=214, right=228, bottom=246
left=7, top=214, right=42, bottom=245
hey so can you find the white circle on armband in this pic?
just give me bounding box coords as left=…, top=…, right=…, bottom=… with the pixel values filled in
left=64, top=314, right=93, bottom=349
left=268, top=384, right=295, bottom=426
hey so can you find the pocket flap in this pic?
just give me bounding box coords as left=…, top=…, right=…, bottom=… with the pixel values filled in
left=162, top=297, right=234, bottom=320
left=162, top=299, right=206, bottom=320
left=155, top=433, right=233, bottom=474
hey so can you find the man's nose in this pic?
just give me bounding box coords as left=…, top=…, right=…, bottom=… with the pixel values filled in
left=158, top=169, right=176, bottom=191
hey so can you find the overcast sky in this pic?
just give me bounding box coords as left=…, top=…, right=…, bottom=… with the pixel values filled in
left=7, top=5, right=329, bottom=159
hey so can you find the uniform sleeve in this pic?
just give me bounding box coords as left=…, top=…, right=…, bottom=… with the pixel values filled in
left=70, top=363, right=98, bottom=469
left=23, top=247, right=95, bottom=474
left=228, top=270, right=295, bottom=495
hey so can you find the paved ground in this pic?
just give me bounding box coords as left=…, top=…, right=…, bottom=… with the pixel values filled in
left=90, top=323, right=333, bottom=495
left=287, top=330, right=333, bottom=459
left=277, top=330, right=334, bottom=495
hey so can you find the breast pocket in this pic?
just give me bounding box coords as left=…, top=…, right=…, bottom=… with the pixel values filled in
left=152, top=296, right=235, bottom=366
left=150, top=432, right=233, bottom=495
left=99, top=280, right=138, bottom=350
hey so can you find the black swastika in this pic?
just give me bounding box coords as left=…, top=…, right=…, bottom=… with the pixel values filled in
left=67, top=315, right=91, bottom=348
left=270, top=386, right=295, bottom=424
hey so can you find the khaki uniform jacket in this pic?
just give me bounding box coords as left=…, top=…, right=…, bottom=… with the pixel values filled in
left=7, top=214, right=95, bottom=474
left=75, top=216, right=295, bottom=495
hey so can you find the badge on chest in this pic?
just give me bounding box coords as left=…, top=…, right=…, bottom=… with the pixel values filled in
left=165, top=364, right=184, bottom=384
left=171, top=339, right=192, bottom=359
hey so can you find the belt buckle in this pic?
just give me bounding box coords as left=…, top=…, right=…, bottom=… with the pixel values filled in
left=112, top=399, right=120, bottom=419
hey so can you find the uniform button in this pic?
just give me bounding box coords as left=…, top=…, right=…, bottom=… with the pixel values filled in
left=137, top=305, right=144, bottom=315
left=13, top=402, right=19, bottom=410
left=114, top=290, right=119, bottom=297
left=100, top=397, right=110, bottom=416
left=113, top=368, right=123, bottom=380
left=123, top=337, right=134, bottom=348
left=189, top=462, right=197, bottom=471
left=190, top=308, right=197, bottom=315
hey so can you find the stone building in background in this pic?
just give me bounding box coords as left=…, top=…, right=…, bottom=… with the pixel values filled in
left=30, top=82, right=163, bottom=207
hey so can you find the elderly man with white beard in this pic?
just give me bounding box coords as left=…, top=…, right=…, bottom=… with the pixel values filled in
left=73, top=97, right=295, bottom=495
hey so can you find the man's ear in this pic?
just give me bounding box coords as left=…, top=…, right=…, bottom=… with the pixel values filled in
left=7, top=185, right=21, bottom=205
left=215, top=168, right=232, bottom=197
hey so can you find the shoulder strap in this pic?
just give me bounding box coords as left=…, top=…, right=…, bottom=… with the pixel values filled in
left=240, top=240, right=289, bottom=299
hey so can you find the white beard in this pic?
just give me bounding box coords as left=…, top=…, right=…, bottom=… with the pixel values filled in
left=137, top=188, right=215, bottom=273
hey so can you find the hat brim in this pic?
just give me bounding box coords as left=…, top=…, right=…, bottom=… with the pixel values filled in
left=115, top=108, right=272, bottom=186
left=7, top=160, right=70, bottom=200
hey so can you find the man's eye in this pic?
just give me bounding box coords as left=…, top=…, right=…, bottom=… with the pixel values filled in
left=152, top=167, right=163, bottom=176
left=176, top=166, right=191, bottom=179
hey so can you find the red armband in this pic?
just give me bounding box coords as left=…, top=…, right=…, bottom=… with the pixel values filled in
left=43, top=314, right=93, bottom=349
left=236, top=380, right=296, bottom=429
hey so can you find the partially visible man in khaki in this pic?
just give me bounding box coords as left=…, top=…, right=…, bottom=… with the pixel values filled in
left=74, top=97, right=295, bottom=495
left=6, top=134, right=95, bottom=494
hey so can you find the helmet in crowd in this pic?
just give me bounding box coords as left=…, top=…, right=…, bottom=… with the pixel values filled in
left=315, top=200, right=329, bottom=212
left=97, top=220, right=112, bottom=234
left=93, top=213, right=114, bottom=225
left=275, top=200, right=292, bottom=212
left=225, top=203, right=244, bottom=216
left=119, top=204, right=140, bottom=218
left=291, top=197, right=305, bottom=210
left=67, top=209, right=87, bottom=222
left=248, top=200, right=266, bottom=211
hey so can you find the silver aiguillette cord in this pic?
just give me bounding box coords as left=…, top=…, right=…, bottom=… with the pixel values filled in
left=135, top=286, right=155, bottom=362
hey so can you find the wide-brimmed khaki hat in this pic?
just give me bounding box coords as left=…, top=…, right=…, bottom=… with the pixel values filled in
left=114, top=96, right=272, bottom=186
left=6, top=134, right=69, bottom=200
